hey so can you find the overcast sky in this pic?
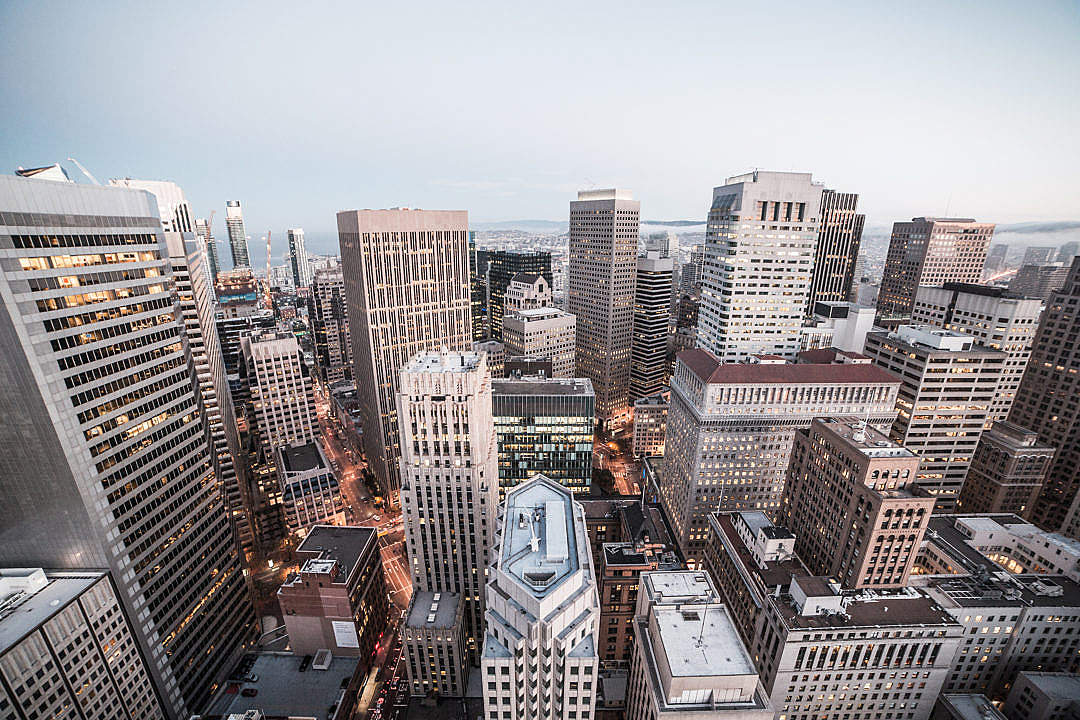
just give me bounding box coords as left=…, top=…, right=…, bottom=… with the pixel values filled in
left=2, top=0, right=1078, bottom=239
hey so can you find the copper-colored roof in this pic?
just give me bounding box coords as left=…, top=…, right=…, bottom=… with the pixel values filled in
left=677, top=348, right=897, bottom=386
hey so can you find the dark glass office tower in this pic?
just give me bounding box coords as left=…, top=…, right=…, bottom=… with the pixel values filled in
left=485, top=249, right=551, bottom=340
left=0, top=176, right=256, bottom=718
left=807, top=188, right=865, bottom=310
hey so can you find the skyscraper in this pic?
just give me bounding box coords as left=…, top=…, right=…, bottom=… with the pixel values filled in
left=225, top=199, right=250, bottom=268
left=864, top=325, right=1006, bottom=511
left=502, top=307, right=576, bottom=378
left=876, top=217, right=995, bottom=326
left=1022, top=246, right=1058, bottom=265
left=679, top=243, right=704, bottom=292
left=486, top=250, right=552, bottom=340
left=660, top=349, right=900, bottom=567
left=0, top=175, right=255, bottom=717
left=287, top=227, right=312, bottom=288
left=911, top=283, right=1042, bottom=425
left=1009, top=258, right=1080, bottom=534
left=195, top=216, right=220, bottom=284
left=338, top=208, right=472, bottom=498
left=629, top=250, right=673, bottom=402
left=958, top=421, right=1055, bottom=516
left=398, top=351, right=498, bottom=666
left=568, top=188, right=639, bottom=429
left=481, top=475, right=600, bottom=720
left=470, top=234, right=488, bottom=341
left=697, top=171, right=823, bottom=361
left=807, top=188, right=865, bottom=310
left=492, top=376, right=595, bottom=495
left=309, top=265, right=353, bottom=384
left=781, top=418, right=935, bottom=589
left=1009, top=262, right=1071, bottom=301
left=242, top=330, right=318, bottom=453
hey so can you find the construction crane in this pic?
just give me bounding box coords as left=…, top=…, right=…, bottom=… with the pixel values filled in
left=264, top=230, right=273, bottom=309
left=66, top=157, right=100, bottom=185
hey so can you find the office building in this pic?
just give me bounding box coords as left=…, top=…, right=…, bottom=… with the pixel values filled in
left=1009, top=262, right=1071, bottom=301
left=310, top=265, right=353, bottom=384
left=1003, top=672, right=1080, bottom=720
left=277, top=525, right=388, bottom=665
left=782, top=418, right=935, bottom=589
left=504, top=272, right=552, bottom=314
left=0, top=175, right=254, bottom=717
left=492, top=377, right=595, bottom=495
left=481, top=475, right=600, bottom=720
left=624, top=571, right=772, bottom=720
left=660, top=349, right=900, bottom=567
left=474, top=339, right=506, bottom=378
left=503, top=306, right=576, bottom=378
left=800, top=301, right=877, bottom=353
left=215, top=266, right=262, bottom=317
left=339, top=208, right=472, bottom=498
left=912, top=283, right=1042, bottom=424
left=471, top=236, right=489, bottom=340
left=275, top=442, right=345, bottom=533
left=195, top=216, right=220, bottom=284
left=864, top=326, right=1006, bottom=512
left=287, top=227, right=312, bottom=288
left=0, top=569, right=164, bottom=719
left=698, top=171, right=823, bottom=361
left=644, top=230, right=675, bottom=257
left=706, top=512, right=965, bottom=720
left=630, top=251, right=673, bottom=402
left=983, top=243, right=1010, bottom=280
left=876, top=217, right=995, bottom=326
left=931, top=695, right=1008, bottom=720
left=109, top=177, right=193, bottom=233
left=225, top=199, right=250, bottom=268
left=1058, top=242, right=1079, bottom=264
left=632, top=392, right=668, bottom=458
left=679, top=244, right=704, bottom=292
left=1022, top=246, right=1058, bottom=265
left=568, top=188, right=639, bottom=429
left=808, top=188, right=866, bottom=310
left=242, top=330, right=318, bottom=453
left=912, top=515, right=1080, bottom=699
left=958, top=422, right=1055, bottom=516
left=1010, top=258, right=1080, bottom=534
left=399, top=351, right=498, bottom=667
left=487, top=250, right=553, bottom=340
left=403, top=591, right=467, bottom=698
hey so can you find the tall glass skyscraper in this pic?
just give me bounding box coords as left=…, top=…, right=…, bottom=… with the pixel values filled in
left=225, top=199, right=250, bottom=268
left=0, top=175, right=256, bottom=718
left=485, top=249, right=551, bottom=340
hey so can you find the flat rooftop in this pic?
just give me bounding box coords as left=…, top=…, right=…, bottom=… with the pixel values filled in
left=937, top=694, right=1008, bottom=720
left=817, top=418, right=917, bottom=459
left=405, top=351, right=482, bottom=374
left=512, top=307, right=572, bottom=320
left=0, top=571, right=104, bottom=653
left=279, top=441, right=327, bottom=473
left=1014, top=672, right=1080, bottom=701
left=679, top=348, right=897, bottom=386
left=492, top=377, right=594, bottom=397
left=713, top=513, right=809, bottom=589
left=406, top=591, right=461, bottom=629
left=206, top=653, right=357, bottom=716
left=778, top=588, right=956, bottom=629
left=653, top=605, right=755, bottom=677
left=500, top=477, right=579, bottom=597
left=295, top=526, right=377, bottom=580
left=644, top=571, right=716, bottom=604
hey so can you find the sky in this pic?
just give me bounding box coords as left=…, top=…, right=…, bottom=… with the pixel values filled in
left=2, top=0, right=1078, bottom=248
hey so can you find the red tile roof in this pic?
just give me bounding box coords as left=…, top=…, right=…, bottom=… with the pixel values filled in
left=677, top=348, right=898, bottom=386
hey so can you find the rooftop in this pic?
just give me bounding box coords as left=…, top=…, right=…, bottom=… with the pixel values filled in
left=500, top=476, right=580, bottom=597
left=776, top=587, right=956, bottom=629
left=405, top=591, right=461, bottom=629
left=1014, top=672, right=1080, bottom=701
left=679, top=349, right=897, bottom=386
left=294, top=526, right=377, bottom=583
left=796, top=348, right=872, bottom=365
left=510, top=272, right=544, bottom=284
left=404, top=350, right=482, bottom=374
left=817, top=418, right=918, bottom=459
left=576, top=188, right=633, bottom=201
left=511, top=306, right=573, bottom=320
left=205, top=653, right=358, bottom=717
left=653, top=604, right=755, bottom=677
left=279, top=441, right=327, bottom=473
left=738, top=511, right=796, bottom=541
left=940, top=282, right=1023, bottom=300
left=936, top=694, right=1007, bottom=720
left=492, top=377, right=594, bottom=397
left=0, top=570, right=104, bottom=653
left=643, top=571, right=716, bottom=604
left=633, top=391, right=669, bottom=408
left=713, top=513, right=808, bottom=589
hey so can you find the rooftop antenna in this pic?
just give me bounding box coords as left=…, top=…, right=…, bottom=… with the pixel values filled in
left=853, top=405, right=872, bottom=443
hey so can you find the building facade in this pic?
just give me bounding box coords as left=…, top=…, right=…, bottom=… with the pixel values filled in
left=1008, top=263, right=1071, bottom=301
left=487, top=250, right=553, bottom=340
left=568, top=189, right=639, bottom=429
left=502, top=306, right=577, bottom=378
left=864, top=326, right=1006, bottom=512
left=630, top=251, right=673, bottom=402
left=505, top=272, right=552, bottom=314
left=911, top=283, right=1042, bottom=425
left=399, top=351, right=499, bottom=667
left=0, top=176, right=255, bottom=717
left=481, top=475, right=600, bottom=720
left=660, top=349, right=900, bottom=567
left=697, top=171, right=823, bottom=361
left=242, top=330, right=318, bottom=453
left=492, top=377, right=595, bottom=496
left=958, top=422, right=1055, bottom=516
left=225, top=199, right=250, bottom=269
left=876, top=217, right=995, bottom=326
left=403, top=591, right=468, bottom=698
left=339, top=208, right=472, bottom=499
left=275, top=442, right=345, bottom=533
left=287, top=227, right=312, bottom=288
left=807, top=188, right=865, bottom=310
left=632, top=392, right=669, bottom=459
left=310, top=265, right=353, bottom=384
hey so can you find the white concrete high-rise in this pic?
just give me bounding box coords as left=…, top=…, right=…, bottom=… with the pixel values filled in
left=629, top=250, right=673, bottom=402
left=109, top=178, right=194, bottom=233
left=698, top=171, right=823, bottom=361
left=0, top=175, right=255, bottom=717
left=288, top=227, right=312, bottom=288
left=399, top=350, right=498, bottom=666
left=481, top=474, right=600, bottom=720
left=225, top=199, right=250, bottom=268
left=568, top=189, right=639, bottom=430
left=338, top=208, right=472, bottom=499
